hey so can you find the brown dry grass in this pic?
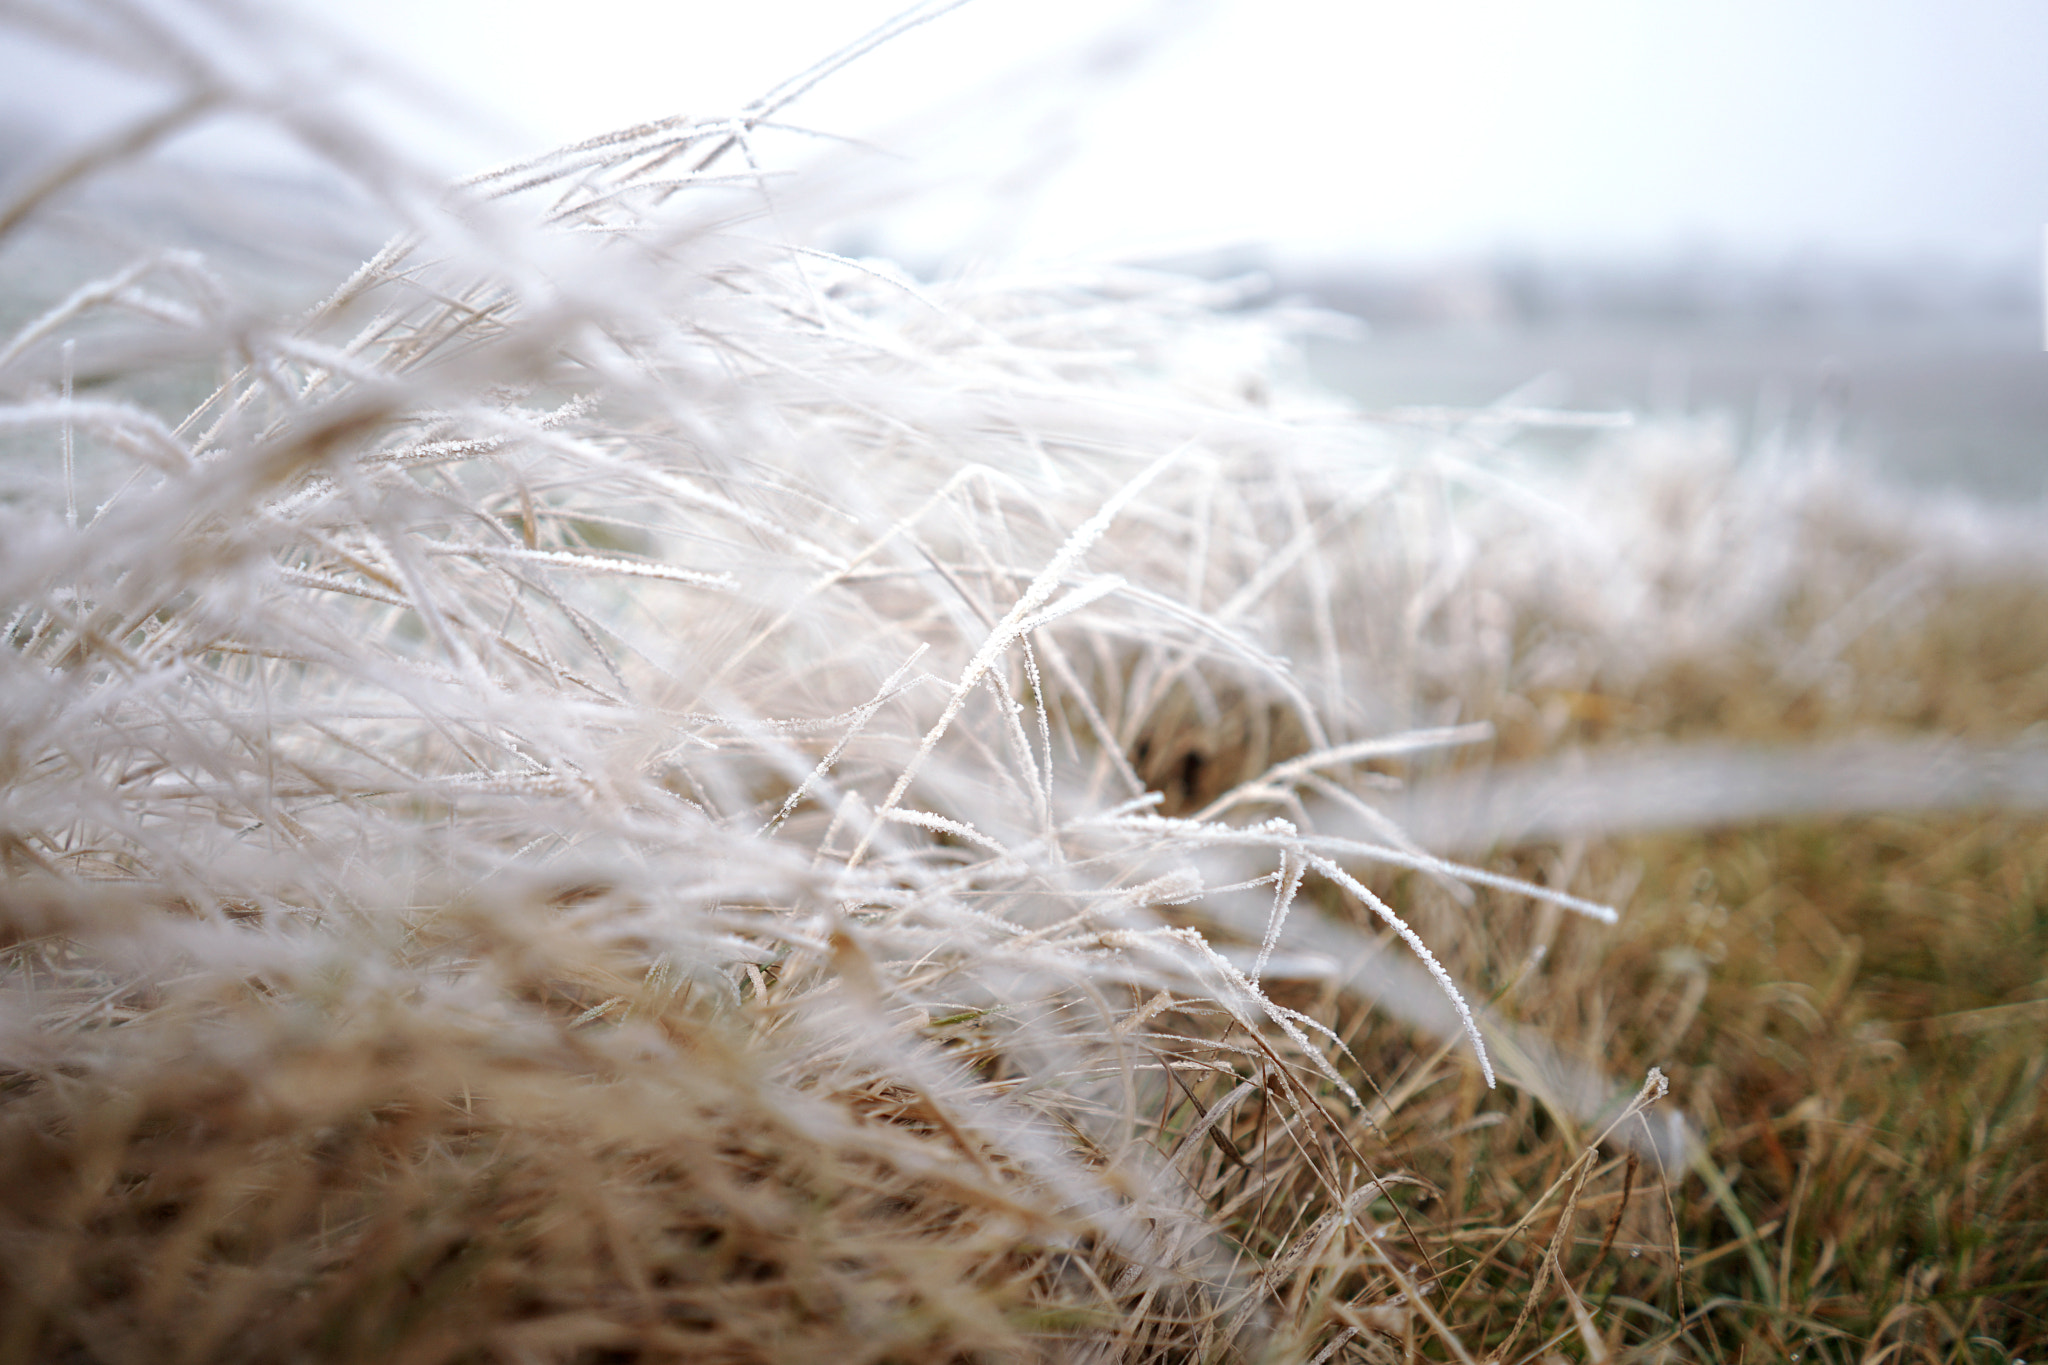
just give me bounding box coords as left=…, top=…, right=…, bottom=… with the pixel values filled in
left=1110, top=518, right=2048, bottom=1362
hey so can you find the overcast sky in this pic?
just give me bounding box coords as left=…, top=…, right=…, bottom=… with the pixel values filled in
left=8, top=1, right=2048, bottom=268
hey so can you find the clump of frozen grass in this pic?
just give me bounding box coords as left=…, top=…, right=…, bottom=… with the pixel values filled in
left=5, top=2, right=2045, bottom=1360
left=0, top=8, right=1596, bottom=1355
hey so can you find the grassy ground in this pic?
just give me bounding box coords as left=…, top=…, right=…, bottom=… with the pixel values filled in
left=1369, top=620, right=2047, bottom=1359
left=2, top=6, right=2045, bottom=1362
left=1100, top=507, right=2048, bottom=1362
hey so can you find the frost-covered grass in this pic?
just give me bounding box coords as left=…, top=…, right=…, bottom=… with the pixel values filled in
left=2, top=4, right=2045, bottom=1362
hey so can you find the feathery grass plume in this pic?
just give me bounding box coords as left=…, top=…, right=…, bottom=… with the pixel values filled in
left=5, top=2, right=2047, bottom=1361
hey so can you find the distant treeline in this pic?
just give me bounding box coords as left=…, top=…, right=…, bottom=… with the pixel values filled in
left=1139, top=244, right=2035, bottom=329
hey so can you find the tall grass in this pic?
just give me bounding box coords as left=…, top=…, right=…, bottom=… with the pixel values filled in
left=2, top=3, right=2044, bottom=1360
